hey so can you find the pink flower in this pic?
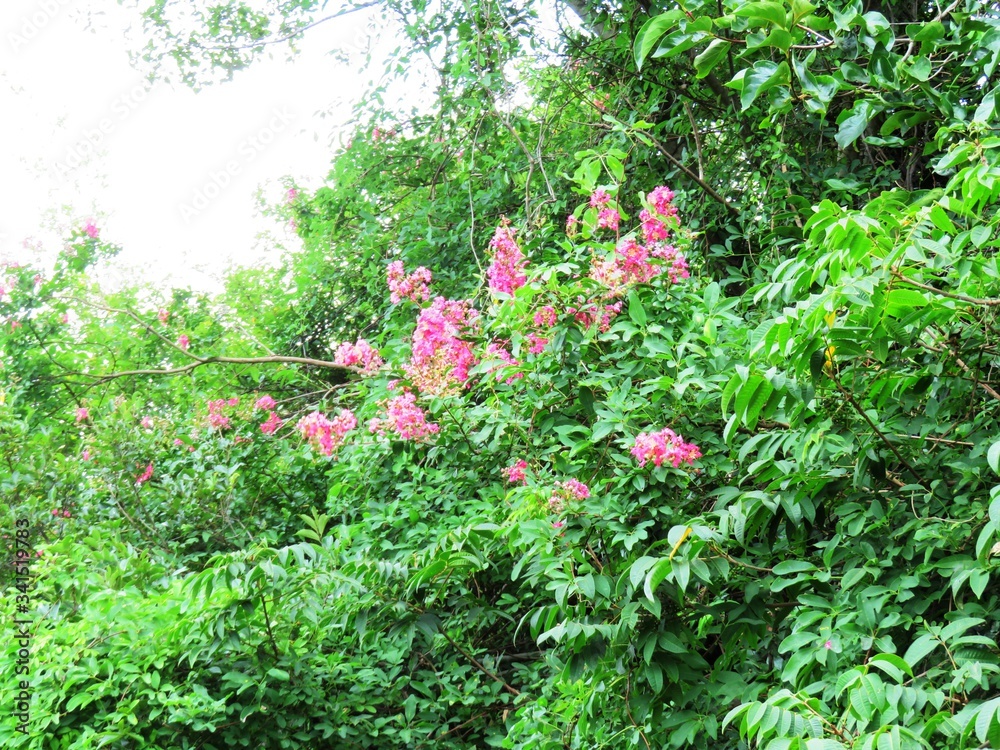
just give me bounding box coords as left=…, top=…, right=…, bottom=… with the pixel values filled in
left=404, top=297, right=479, bottom=395
left=173, top=438, right=183, bottom=447
left=387, top=261, right=432, bottom=304
left=334, top=339, right=384, bottom=375
left=286, top=187, right=298, bottom=202
left=158, top=309, right=170, bottom=324
left=62, top=510, right=70, bottom=518
left=647, top=186, right=677, bottom=217
left=640, top=209, right=670, bottom=244
left=486, top=222, right=527, bottom=296
left=83, top=219, right=99, bottom=239
left=549, top=479, right=590, bottom=513
left=485, top=342, right=523, bottom=384
left=565, top=215, right=578, bottom=236
left=631, top=428, right=701, bottom=469
left=260, top=411, right=283, bottom=435
left=136, top=462, right=154, bottom=486
left=177, top=334, right=190, bottom=351
left=368, top=392, right=439, bottom=441
left=75, top=407, right=89, bottom=423
left=207, top=399, right=232, bottom=430
left=552, top=520, right=565, bottom=529
left=255, top=395, right=277, bottom=410
left=824, top=640, right=833, bottom=650
left=527, top=334, right=549, bottom=355
left=140, top=416, right=153, bottom=429
left=503, top=459, right=528, bottom=484
left=597, top=207, right=620, bottom=231
left=298, top=410, right=356, bottom=455
left=82, top=448, right=91, bottom=460
left=589, top=189, right=611, bottom=207
left=60, top=313, right=69, bottom=324
left=533, top=306, right=557, bottom=328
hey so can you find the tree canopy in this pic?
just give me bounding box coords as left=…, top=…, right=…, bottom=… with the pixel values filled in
left=4, top=1, right=1000, bottom=748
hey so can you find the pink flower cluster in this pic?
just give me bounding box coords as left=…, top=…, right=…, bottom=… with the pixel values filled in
left=368, top=391, right=439, bottom=441
left=83, top=219, right=99, bottom=239
left=527, top=334, right=549, bottom=354
left=487, top=222, right=527, bottom=296
left=75, top=407, right=89, bottom=423
left=566, top=300, right=623, bottom=333
left=485, top=342, right=522, bottom=384
left=631, top=428, right=701, bottom=468
left=207, top=397, right=239, bottom=430
left=136, top=462, right=154, bottom=486
left=255, top=395, right=276, bottom=410
left=334, top=339, right=383, bottom=375
left=405, top=297, right=478, bottom=395
left=298, top=410, right=357, bottom=456
left=503, top=459, right=528, bottom=484
left=260, top=411, right=283, bottom=435
left=140, top=416, right=154, bottom=430
left=177, top=334, right=190, bottom=351
left=534, top=306, right=557, bottom=328
left=590, top=189, right=620, bottom=232
left=590, top=238, right=689, bottom=296
left=549, top=478, right=590, bottom=512
left=387, top=261, right=432, bottom=304
left=158, top=309, right=170, bottom=324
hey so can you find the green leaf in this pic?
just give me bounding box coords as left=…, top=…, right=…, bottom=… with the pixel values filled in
left=634, top=10, right=684, bottom=69
left=628, top=289, right=647, bottom=327
left=773, top=560, right=817, bottom=575
left=735, top=1, right=788, bottom=28
left=266, top=668, right=290, bottom=681
left=988, top=441, right=1000, bottom=474
left=902, top=633, right=938, bottom=667
left=740, top=61, right=790, bottom=111
left=868, top=653, right=913, bottom=681
left=694, top=38, right=730, bottom=79
left=644, top=557, right=673, bottom=600
left=836, top=100, right=874, bottom=149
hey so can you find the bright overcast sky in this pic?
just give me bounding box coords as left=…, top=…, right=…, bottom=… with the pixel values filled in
left=0, top=0, right=381, bottom=292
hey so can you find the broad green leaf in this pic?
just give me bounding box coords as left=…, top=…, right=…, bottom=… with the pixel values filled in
left=634, top=10, right=685, bottom=69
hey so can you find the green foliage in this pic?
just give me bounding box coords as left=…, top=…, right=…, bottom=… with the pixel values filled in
left=5, top=0, right=1000, bottom=748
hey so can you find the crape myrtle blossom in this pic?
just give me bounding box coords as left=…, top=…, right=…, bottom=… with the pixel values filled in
left=255, top=395, right=277, bottom=410
left=503, top=459, right=528, bottom=484
left=136, top=462, right=154, bottom=486
left=207, top=398, right=239, bottom=431
left=404, top=297, right=478, bottom=395
left=484, top=342, right=523, bottom=384
left=549, top=479, right=590, bottom=513
left=75, top=407, right=89, bottom=423
left=298, top=410, right=357, bottom=456
left=368, top=391, right=439, bottom=441
left=177, top=334, right=190, bottom=351
left=527, top=334, right=549, bottom=355
left=387, top=261, right=432, bottom=304
left=486, top=222, right=527, bottom=296
left=533, top=306, right=557, bottom=328
left=83, top=219, right=99, bottom=239
left=260, top=411, right=283, bottom=435
left=158, top=309, right=170, bottom=324
left=631, top=427, right=701, bottom=469
left=334, top=339, right=384, bottom=375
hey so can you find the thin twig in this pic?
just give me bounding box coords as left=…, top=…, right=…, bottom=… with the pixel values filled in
left=891, top=271, right=1000, bottom=307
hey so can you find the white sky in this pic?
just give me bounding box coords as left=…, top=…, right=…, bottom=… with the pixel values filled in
left=0, top=0, right=382, bottom=292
